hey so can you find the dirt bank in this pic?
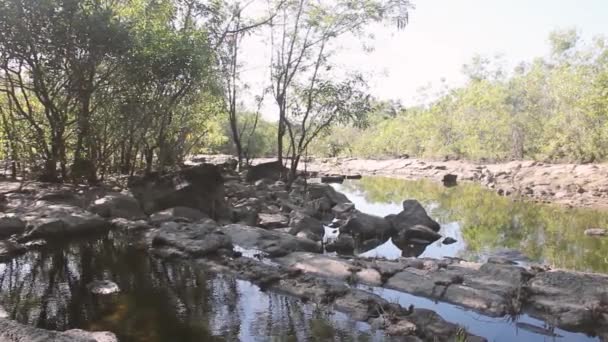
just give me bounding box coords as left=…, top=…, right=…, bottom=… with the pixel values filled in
left=290, top=157, right=608, bottom=210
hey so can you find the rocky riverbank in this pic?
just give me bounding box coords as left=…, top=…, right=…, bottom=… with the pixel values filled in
left=0, top=162, right=606, bottom=341
left=251, top=156, right=608, bottom=209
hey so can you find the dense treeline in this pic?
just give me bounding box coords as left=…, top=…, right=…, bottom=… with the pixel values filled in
left=0, top=0, right=411, bottom=183
left=309, top=29, right=608, bottom=162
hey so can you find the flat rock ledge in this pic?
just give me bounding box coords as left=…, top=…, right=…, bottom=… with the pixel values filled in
left=0, top=318, right=117, bottom=342
left=149, top=221, right=608, bottom=341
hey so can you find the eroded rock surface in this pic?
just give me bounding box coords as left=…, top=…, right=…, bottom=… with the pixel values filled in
left=0, top=319, right=116, bottom=342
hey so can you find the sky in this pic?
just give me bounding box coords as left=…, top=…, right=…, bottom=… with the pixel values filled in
left=239, top=0, right=608, bottom=118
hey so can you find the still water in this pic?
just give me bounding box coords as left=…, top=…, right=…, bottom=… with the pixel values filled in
left=0, top=232, right=381, bottom=342
left=333, top=177, right=608, bottom=274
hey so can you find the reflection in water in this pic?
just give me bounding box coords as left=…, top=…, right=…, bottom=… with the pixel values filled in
left=334, top=177, right=608, bottom=273
left=358, top=285, right=598, bottom=342
left=0, top=233, right=383, bottom=341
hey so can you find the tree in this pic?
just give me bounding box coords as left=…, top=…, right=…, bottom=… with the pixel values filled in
left=268, top=0, right=413, bottom=172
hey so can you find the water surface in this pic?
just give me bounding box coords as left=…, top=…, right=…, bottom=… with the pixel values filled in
left=0, top=232, right=381, bottom=342
left=334, top=177, right=608, bottom=273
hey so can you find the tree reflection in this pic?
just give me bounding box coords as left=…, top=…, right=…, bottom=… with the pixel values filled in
left=0, top=234, right=381, bottom=341
left=341, top=177, right=608, bottom=273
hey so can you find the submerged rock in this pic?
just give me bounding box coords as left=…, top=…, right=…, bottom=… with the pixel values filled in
left=87, top=280, right=120, bottom=295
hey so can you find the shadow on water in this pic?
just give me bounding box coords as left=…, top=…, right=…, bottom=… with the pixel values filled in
left=0, top=232, right=382, bottom=342
left=333, top=177, right=608, bottom=274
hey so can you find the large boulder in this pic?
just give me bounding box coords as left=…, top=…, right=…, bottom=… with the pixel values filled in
left=0, top=217, right=26, bottom=238
left=21, top=204, right=107, bottom=240
left=88, top=193, right=145, bottom=220
left=128, top=164, right=227, bottom=219
left=257, top=213, right=289, bottom=229
left=387, top=200, right=441, bottom=234
left=340, top=211, right=393, bottom=241
left=151, top=219, right=233, bottom=258
left=245, top=161, right=288, bottom=182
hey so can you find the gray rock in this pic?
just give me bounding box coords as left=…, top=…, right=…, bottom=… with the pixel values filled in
left=152, top=219, right=233, bottom=257
left=289, top=211, right=324, bottom=237
left=442, top=237, right=457, bottom=245
left=394, top=225, right=442, bottom=245
left=246, top=161, right=287, bottom=182
left=88, top=193, right=145, bottom=220
left=340, top=211, right=393, bottom=240
left=331, top=202, right=355, bottom=219
left=325, top=234, right=355, bottom=254
left=87, top=280, right=120, bottom=295
left=150, top=206, right=208, bottom=224
left=257, top=212, right=289, bottom=229
left=223, top=224, right=321, bottom=257
left=0, top=217, right=25, bottom=238
left=386, top=200, right=441, bottom=236
left=22, top=204, right=107, bottom=240
left=36, top=189, right=84, bottom=207
left=584, top=228, right=607, bottom=236
left=0, top=318, right=116, bottom=342
left=110, top=218, right=151, bottom=231
left=129, top=164, right=227, bottom=219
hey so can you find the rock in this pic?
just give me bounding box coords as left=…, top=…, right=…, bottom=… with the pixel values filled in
left=340, top=211, right=393, bottom=241
left=387, top=200, right=440, bottom=234
left=231, top=205, right=259, bottom=226
left=151, top=219, right=233, bottom=258
left=442, top=174, right=458, bottom=187
left=0, top=318, right=116, bottom=342
left=86, top=280, right=120, bottom=295
left=345, top=174, right=362, bottom=180
left=394, top=225, right=442, bottom=245
left=276, top=252, right=382, bottom=286
left=320, top=175, right=345, bottom=184
left=268, top=181, right=286, bottom=191
left=150, top=207, right=208, bottom=224
left=254, top=179, right=271, bottom=190
left=110, top=218, right=151, bottom=231
left=128, top=164, right=227, bottom=219
left=36, top=189, right=84, bottom=207
left=246, top=161, right=287, bottom=182
left=0, top=240, right=26, bottom=261
left=64, top=330, right=118, bottom=342
left=257, top=213, right=289, bottom=229
left=222, top=224, right=321, bottom=257
left=584, top=228, right=607, bottom=236
left=289, top=211, right=324, bottom=237
left=0, top=217, right=25, bottom=238
left=22, top=204, right=108, bottom=240
left=331, top=202, right=355, bottom=219
left=528, top=270, right=608, bottom=332
left=304, top=183, right=350, bottom=207
left=385, top=320, right=417, bottom=336
left=442, top=237, right=457, bottom=245
left=325, top=234, right=355, bottom=254
left=88, top=193, right=145, bottom=220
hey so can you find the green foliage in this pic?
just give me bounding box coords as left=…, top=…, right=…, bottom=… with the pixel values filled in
left=312, top=31, right=608, bottom=163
